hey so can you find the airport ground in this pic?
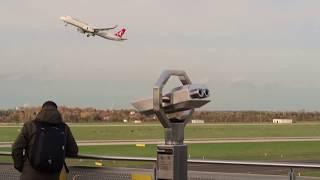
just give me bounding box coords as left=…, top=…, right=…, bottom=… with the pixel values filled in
left=1, top=122, right=320, bottom=142
left=1, top=122, right=320, bottom=177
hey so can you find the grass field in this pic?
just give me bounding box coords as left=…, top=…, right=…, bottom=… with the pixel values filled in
left=78, top=141, right=320, bottom=161
left=2, top=123, right=320, bottom=177
left=1, top=123, right=320, bottom=142
left=2, top=141, right=320, bottom=161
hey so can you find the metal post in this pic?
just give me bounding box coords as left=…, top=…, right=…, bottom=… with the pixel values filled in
left=153, top=165, right=157, bottom=180
left=289, top=168, right=296, bottom=180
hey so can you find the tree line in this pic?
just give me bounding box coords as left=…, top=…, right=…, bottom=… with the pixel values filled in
left=0, top=107, right=319, bottom=123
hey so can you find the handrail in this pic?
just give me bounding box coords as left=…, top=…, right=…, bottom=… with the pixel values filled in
left=76, top=154, right=156, bottom=162
left=1, top=151, right=320, bottom=169
left=187, top=159, right=320, bottom=169
left=0, top=151, right=10, bottom=156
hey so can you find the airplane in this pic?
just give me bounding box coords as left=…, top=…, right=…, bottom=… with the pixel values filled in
left=60, top=16, right=127, bottom=41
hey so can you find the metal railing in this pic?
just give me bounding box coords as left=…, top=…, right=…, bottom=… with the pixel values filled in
left=1, top=151, right=320, bottom=180
left=76, top=153, right=320, bottom=169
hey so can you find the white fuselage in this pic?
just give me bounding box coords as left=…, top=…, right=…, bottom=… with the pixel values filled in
left=61, top=16, right=95, bottom=33
left=95, top=31, right=127, bottom=41
left=60, top=16, right=126, bottom=41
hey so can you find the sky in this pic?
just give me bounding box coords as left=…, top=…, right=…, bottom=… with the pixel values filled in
left=1, top=0, right=320, bottom=111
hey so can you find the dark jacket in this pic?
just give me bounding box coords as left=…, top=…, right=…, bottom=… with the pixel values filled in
left=12, top=106, right=78, bottom=180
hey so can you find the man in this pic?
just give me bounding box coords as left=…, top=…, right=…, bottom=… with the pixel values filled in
left=12, top=101, right=78, bottom=180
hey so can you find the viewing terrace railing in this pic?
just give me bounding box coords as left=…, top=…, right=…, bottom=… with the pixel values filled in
left=77, top=153, right=320, bottom=169
left=1, top=151, right=320, bottom=180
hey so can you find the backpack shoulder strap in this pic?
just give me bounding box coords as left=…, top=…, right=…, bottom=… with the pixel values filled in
left=64, top=161, right=69, bottom=173
left=26, top=120, right=40, bottom=161
left=60, top=123, right=69, bottom=173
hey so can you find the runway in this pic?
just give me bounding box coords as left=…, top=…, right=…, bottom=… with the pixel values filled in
left=1, top=122, right=319, bottom=128
left=1, top=137, right=320, bottom=147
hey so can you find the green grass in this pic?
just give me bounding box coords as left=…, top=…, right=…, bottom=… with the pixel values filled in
left=186, top=123, right=320, bottom=139
left=77, top=141, right=320, bottom=161
left=3, top=123, right=320, bottom=142
left=79, top=144, right=157, bottom=157
left=58, top=123, right=320, bottom=141
left=0, top=127, right=23, bottom=141
left=2, top=141, right=320, bottom=162
left=302, top=171, right=320, bottom=177
left=3, top=141, right=320, bottom=161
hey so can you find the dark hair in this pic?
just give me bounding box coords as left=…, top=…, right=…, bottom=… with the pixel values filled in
left=42, top=101, right=58, bottom=109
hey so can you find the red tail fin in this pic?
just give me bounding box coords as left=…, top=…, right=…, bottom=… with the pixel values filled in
left=114, top=28, right=126, bottom=38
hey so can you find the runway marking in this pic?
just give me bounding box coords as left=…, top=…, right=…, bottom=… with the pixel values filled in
left=1, top=122, right=320, bottom=128
left=1, top=137, right=320, bottom=147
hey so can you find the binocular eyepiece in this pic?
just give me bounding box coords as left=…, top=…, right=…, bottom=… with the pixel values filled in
left=132, top=70, right=211, bottom=130
left=189, top=88, right=210, bottom=99
left=132, top=84, right=210, bottom=115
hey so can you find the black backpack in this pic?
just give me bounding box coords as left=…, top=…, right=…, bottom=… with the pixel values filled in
left=28, top=121, right=66, bottom=173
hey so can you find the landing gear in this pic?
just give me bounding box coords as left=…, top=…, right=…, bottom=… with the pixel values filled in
left=86, top=33, right=94, bottom=37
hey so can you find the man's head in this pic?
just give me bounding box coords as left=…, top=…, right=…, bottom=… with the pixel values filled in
left=42, top=101, right=58, bottom=109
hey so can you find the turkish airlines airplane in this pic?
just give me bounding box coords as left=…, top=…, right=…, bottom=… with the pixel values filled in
left=60, top=16, right=127, bottom=41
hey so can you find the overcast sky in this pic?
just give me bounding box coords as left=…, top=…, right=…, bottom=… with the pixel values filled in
left=1, top=0, right=320, bottom=111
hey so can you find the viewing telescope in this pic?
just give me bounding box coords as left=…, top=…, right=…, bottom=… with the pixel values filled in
left=132, top=70, right=210, bottom=180
left=132, top=84, right=210, bottom=116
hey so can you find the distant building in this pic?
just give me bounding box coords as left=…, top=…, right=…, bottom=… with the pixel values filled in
left=130, top=111, right=136, bottom=115
left=103, top=116, right=110, bottom=121
left=273, top=119, right=293, bottom=124
left=134, top=120, right=142, bottom=124
left=191, top=119, right=205, bottom=124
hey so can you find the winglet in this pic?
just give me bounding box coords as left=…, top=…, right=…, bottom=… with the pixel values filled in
left=115, top=28, right=126, bottom=38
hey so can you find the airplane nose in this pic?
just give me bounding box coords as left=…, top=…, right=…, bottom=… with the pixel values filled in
left=60, top=16, right=66, bottom=21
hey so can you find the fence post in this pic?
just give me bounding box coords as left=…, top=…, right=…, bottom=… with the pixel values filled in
left=289, top=168, right=296, bottom=180
left=153, top=165, right=157, bottom=180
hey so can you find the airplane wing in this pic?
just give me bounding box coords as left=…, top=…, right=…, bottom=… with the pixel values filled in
left=94, top=25, right=118, bottom=32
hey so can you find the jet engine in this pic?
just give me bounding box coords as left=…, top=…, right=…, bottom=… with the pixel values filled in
left=86, top=33, right=95, bottom=37
left=77, top=28, right=85, bottom=34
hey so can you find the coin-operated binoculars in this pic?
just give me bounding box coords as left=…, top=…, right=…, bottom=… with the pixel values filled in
left=132, top=70, right=210, bottom=180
